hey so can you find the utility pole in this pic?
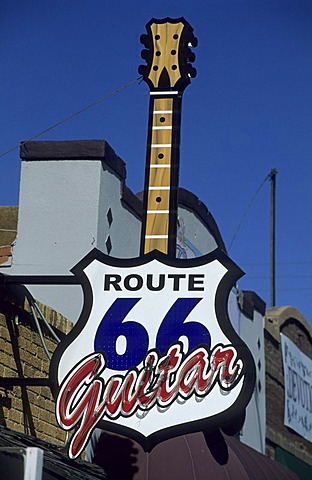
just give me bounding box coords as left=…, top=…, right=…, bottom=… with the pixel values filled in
left=270, top=168, right=277, bottom=307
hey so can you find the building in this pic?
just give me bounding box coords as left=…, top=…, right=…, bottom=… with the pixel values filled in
left=265, top=306, right=312, bottom=478
left=0, top=139, right=310, bottom=478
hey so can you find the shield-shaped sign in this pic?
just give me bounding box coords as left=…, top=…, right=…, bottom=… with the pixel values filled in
left=50, top=248, right=255, bottom=459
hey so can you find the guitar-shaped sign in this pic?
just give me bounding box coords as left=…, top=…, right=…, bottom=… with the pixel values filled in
left=50, top=18, right=255, bottom=459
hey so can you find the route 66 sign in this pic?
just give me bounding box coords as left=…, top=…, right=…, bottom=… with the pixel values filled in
left=50, top=248, right=255, bottom=458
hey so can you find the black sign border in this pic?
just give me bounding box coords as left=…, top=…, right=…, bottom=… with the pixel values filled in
left=49, top=247, right=256, bottom=452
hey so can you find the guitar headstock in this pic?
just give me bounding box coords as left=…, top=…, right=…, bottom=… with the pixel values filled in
left=139, top=17, right=197, bottom=92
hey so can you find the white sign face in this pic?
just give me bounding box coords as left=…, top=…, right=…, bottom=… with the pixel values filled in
left=50, top=248, right=255, bottom=458
left=281, top=333, right=312, bottom=442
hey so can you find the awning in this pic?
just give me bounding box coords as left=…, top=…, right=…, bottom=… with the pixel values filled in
left=0, top=425, right=300, bottom=479
left=92, top=430, right=300, bottom=480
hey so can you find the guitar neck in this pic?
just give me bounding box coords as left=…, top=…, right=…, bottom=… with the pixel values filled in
left=139, top=17, right=197, bottom=257
left=140, top=92, right=183, bottom=258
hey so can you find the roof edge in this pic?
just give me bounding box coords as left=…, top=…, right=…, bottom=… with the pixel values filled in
left=178, top=187, right=226, bottom=252
left=265, top=306, right=312, bottom=343
left=20, top=140, right=127, bottom=180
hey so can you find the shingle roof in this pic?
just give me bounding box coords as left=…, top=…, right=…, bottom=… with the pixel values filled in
left=0, top=426, right=107, bottom=480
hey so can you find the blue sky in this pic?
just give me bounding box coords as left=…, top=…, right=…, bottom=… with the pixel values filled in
left=1, top=1, right=312, bottom=323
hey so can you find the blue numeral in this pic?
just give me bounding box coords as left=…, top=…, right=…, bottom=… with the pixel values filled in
left=156, top=298, right=211, bottom=353
left=94, top=298, right=148, bottom=371
left=94, top=297, right=211, bottom=371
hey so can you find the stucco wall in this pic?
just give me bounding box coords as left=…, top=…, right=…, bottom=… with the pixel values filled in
left=0, top=141, right=142, bottom=322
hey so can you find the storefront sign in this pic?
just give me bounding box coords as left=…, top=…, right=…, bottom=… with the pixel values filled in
left=50, top=18, right=255, bottom=459
left=50, top=248, right=255, bottom=458
left=281, top=333, right=312, bottom=442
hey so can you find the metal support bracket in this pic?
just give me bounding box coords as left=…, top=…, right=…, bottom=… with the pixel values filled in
left=0, top=275, right=80, bottom=285
left=0, top=378, right=50, bottom=388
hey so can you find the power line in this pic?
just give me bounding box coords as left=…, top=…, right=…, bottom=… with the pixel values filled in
left=252, top=287, right=312, bottom=292
left=240, top=260, right=312, bottom=266
left=228, top=172, right=271, bottom=252
left=0, top=76, right=142, bottom=160
left=245, top=274, right=312, bottom=279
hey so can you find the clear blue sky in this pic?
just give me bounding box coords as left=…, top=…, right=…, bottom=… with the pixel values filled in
left=1, top=1, right=312, bottom=323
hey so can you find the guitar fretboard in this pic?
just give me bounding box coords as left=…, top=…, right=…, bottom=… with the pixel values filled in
left=141, top=93, right=182, bottom=257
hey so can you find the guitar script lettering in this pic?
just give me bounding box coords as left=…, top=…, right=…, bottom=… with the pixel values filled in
left=57, top=342, right=242, bottom=458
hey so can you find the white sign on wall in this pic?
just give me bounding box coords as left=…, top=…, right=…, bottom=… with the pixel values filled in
left=281, top=333, right=312, bottom=442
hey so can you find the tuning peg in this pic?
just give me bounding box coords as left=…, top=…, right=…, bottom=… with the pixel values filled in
left=182, top=26, right=198, bottom=48
left=183, top=47, right=196, bottom=63
left=141, top=49, right=150, bottom=61
left=138, top=64, right=148, bottom=76
left=140, top=33, right=151, bottom=48
left=188, top=35, right=198, bottom=48
left=186, top=64, right=197, bottom=78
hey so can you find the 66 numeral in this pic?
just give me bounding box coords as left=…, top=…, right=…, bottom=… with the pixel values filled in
left=94, top=297, right=211, bottom=371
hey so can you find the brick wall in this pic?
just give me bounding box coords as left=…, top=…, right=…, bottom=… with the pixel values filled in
left=265, top=308, right=312, bottom=467
left=0, top=206, right=18, bottom=266
left=0, top=289, right=72, bottom=446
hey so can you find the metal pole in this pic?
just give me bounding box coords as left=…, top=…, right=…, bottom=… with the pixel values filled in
left=270, top=168, right=277, bottom=307
left=24, top=448, right=43, bottom=480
